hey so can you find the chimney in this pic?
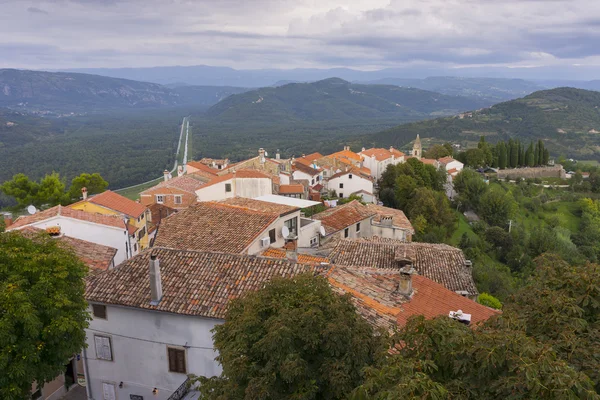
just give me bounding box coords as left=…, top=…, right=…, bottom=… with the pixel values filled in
left=177, top=165, right=184, bottom=177
left=381, top=215, right=393, bottom=227
left=163, top=170, right=169, bottom=182
left=284, top=238, right=298, bottom=262
left=81, top=187, right=88, bottom=200
left=390, top=146, right=394, bottom=152
left=396, top=266, right=416, bottom=296
left=276, top=149, right=280, bottom=160
left=362, top=147, right=366, bottom=152
left=344, top=145, right=350, bottom=151
left=259, top=148, right=266, bottom=164
left=149, top=254, right=163, bottom=304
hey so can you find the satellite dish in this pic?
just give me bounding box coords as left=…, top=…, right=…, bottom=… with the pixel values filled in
left=264, top=151, right=269, bottom=157
left=281, top=226, right=290, bottom=238
left=27, top=205, right=37, bottom=215
left=319, top=226, right=326, bottom=236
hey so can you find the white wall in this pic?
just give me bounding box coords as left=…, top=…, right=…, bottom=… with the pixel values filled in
left=292, top=171, right=322, bottom=186
left=360, top=155, right=404, bottom=180
left=195, top=179, right=234, bottom=202
left=327, top=174, right=374, bottom=201
left=246, top=211, right=301, bottom=255
left=85, top=304, right=221, bottom=400
left=371, top=224, right=410, bottom=241
left=298, top=218, right=322, bottom=248
left=445, top=160, right=464, bottom=172
left=321, top=216, right=372, bottom=244
left=235, top=177, right=272, bottom=198
left=15, top=217, right=130, bottom=265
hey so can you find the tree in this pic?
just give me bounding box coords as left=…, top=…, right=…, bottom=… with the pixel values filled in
left=453, top=169, right=488, bottom=210
left=194, top=274, right=382, bottom=400
left=0, top=173, right=40, bottom=209
left=509, top=139, right=518, bottom=168
left=424, top=144, right=452, bottom=159
left=36, top=173, right=66, bottom=207
left=478, top=188, right=515, bottom=227
left=0, top=231, right=89, bottom=400
left=463, top=148, right=486, bottom=168
left=407, top=188, right=456, bottom=242
left=526, top=141, right=535, bottom=167
left=497, top=142, right=507, bottom=170
left=67, top=173, right=108, bottom=201
left=542, top=148, right=550, bottom=165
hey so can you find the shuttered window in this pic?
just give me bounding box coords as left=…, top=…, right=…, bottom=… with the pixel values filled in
left=167, top=347, right=186, bottom=373
left=92, top=304, right=107, bottom=319
left=94, top=335, right=113, bottom=361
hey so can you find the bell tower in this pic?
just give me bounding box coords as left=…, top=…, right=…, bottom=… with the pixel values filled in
left=413, top=134, right=422, bottom=159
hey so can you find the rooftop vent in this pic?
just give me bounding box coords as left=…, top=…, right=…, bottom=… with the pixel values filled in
left=449, top=310, right=471, bottom=325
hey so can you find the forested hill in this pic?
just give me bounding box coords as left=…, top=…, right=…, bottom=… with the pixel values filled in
left=0, top=69, right=248, bottom=113
left=359, top=87, right=600, bottom=159
left=205, top=78, right=488, bottom=123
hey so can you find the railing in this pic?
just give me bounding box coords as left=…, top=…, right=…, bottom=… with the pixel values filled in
left=167, top=378, right=189, bottom=400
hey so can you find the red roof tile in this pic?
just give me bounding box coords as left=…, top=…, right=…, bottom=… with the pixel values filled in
left=84, top=190, right=147, bottom=218
left=219, top=197, right=299, bottom=216
left=279, top=184, right=305, bottom=194
left=361, top=148, right=404, bottom=162
left=367, top=204, right=414, bottom=232
left=141, top=175, right=209, bottom=195
left=186, top=161, right=219, bottom=175
left=312, top=200, right=376, bottom=235
left=293, top=162, right=321, bottom=176
left=261, top=247, right=329, bottom=265
left=8, top=205, right=127, bottom=230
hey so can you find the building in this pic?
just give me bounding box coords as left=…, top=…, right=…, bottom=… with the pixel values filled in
left=312, top=200, right=377, bottom=242
left=140, top=174, right=209, bottom=209
left=279, top=184, right=306, bottom=199
left=438, top=156, right=464, bottom=174
left=195, top=169, right=273, bottom=202
left=218, top=148, right=285, bottom=177
left=359, top=147, right=405, bottom=180
left=326, top=168, right=375, bottom=202
left=7, top=205, right=136, bottom=264
left=366, top=204, right=414, bottom=242
left=328, top=237, right=479, bottom=299
left=196, top=158, right=230, bottom=170
left=84, top=248, right=322, bottom=400
left=412, top=134, right=422, bottom=159
left=326, top=146, right=363, bottom=168
left=291, top=162, right=323, bottom=186
left=70, top=190, right=149, bottom=250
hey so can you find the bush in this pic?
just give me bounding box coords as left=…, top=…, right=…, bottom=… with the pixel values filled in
left=478, top=292, right=503, bottom=309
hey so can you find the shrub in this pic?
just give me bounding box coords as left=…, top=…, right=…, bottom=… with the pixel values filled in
left=478, top=292, right=503, bottom=309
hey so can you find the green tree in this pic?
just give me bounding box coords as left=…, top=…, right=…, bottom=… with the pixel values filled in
left=453, top=169, right=488, bottom=210
left=36, top=173, right=66, bottom=207
left=463, top=148, right=486, bottom=168
left=497, top=141, right=507, bottom=169
left=194, top=273, right=382, bottom=400
left=67, top=173, right=109, bottom=201
left=407, top=188, right=456, bottom=241
left=526, top=141, right=535, bottom=167
left=509, top=139, right=518, bottom=168
left=477, top=293, right=502, bottom=309
left=0, top=173, right=40, bottom=209
left=478, top=188, right=515, bottom=227
left=0, top=231, right=89, bottom=400
left=542, top=148, right=550, bottom=165
left=424, top=144, right=452, bottom=159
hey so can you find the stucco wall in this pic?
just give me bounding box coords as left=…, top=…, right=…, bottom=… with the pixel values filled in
left=85, top=304, right=221, bottom=400
left=235, top=177, right=272, bottom=198
left=196, top=179, right=235, bottom=202
left=321, top=216, right=372, bottom=245
left=328, top=175, right=374, bottom=200
left=371, top=224, right=411, bottom=242
left=298, top=218, right=322, bottom=248
left=140, top=190, right=197, bottom=209
left=246, top=211, right=302, bottom=255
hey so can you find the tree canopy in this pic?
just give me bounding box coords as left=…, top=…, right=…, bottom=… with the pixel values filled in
left=0, top=231, right=89, bottom=400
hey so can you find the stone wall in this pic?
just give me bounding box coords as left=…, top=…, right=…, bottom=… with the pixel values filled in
left=497, top=165, right=566, bottom=180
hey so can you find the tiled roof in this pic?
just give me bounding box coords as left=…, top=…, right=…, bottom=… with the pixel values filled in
left=279, top=184, right=305, bottom=194
left=219, top=197, right=299, bottom=216
left=328, top=238, right=478, bottom=296
left=199, top=173, right=234, bottom=188
left=199, top=158, right=229, bottom=165
left=312, top=200, right=377, bottom=235
left=186, top=161, right=219, bottom=175
left=141, top=175, right=209, bottom=195
left=85, top=248, right=325, bottom=318
left=84, top=190, right=147, bottom=218
left=147, top=203, right=178, bottom=234
left=234, top=169, right=272, bottom=179
left=421, top=158, right=439, bottom=166
left=361, top=148, right=404, bottom=162
left=261, top=247, right=330, bottom=265
left=8, top=205, right=127, bottom=230
left=367, top=204, right=414, bottom=232
left=301, top=152, right=323, bottom=162
left=153, top=202, right=278, bottom=253
left=293, top=162, right=320, bottom=176
left=329, top=149, right=362, bottom=162
left=329, top=167, right=372, bottom=181
left=18, top=227, right=117, bottom=272
left=438, top=156, right=457, bottom=165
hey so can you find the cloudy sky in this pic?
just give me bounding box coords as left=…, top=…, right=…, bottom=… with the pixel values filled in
left=2, top=0, right=600, bottom=73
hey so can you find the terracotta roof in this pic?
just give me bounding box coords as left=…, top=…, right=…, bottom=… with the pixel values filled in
left=82, top=190, right=147, bottom=218
left=438, top=156, right=457, bottom=165
left=186, top=161, right=219, bottom=175
left=141, top=175, right=209, bottom=195
left=421, top=158, right=439, bottom=166
left=199, top=158, right=229, bottom=165
left=367, top=204, right=414, bottom=232
left=85, top=248, right=325, bottom=318
left=279, top=184, right=305, bottom=194
left=312, top=200, right=377, bottom=235
left=18, top=227, right=117, bottom=272
left=329, top=149, right=362, bottom=162
left=199, top=173, right=234, bottom=189
left=153, top=202, right=278, bottom=253
left=261, top=247, right=329, bottom=265
left=329, top=167, right=372, bottom=181
left=219, top=197, right=299, bottom=216
left=293, top=162, right=321, bottom=176
left=148, top=203, right=178, bottom=234
left=361, top=148, right=404, bottom=162
left=328, top=238, right=478, bottom=297
left=8, top=205, right=127, bottom=230
left=312, top=183, right=324, bottom=191
left=234, top=169, right=272, bottom=179
left=301, top=152, right=323, bottom=162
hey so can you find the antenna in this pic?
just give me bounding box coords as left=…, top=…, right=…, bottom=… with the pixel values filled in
left=281, top=226, right=290, bottom=239
left=319, top=226, right=326, bottom=236
left=27, top=205, right=37, bottom=215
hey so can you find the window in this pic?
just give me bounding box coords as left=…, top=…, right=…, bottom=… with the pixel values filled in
left=356, top=222, right=361, bottom=233
left=310, top=236, right=318, bottom=246
left=339, top=193, right=343, bottom=198
left=174, top=195, right=182, bottom=205
left=156, top=195, right=164, bottom=204
left=339, top=183, right=344, bottom=189
left=349, top=174, right=353, bottom=179
left=92, top=304, right=107, bottom=319
left=102, top=383, right=116, bottom=400
left=311, top=179, right=315, bottom=185
left=225, top=183, right=232, bottom=193
left=94, top=335, right=113, bottom=361
left=284, top=217, right=298, bottom=235
left=344, top=228, right=349, bottom=238
left=138, top=227, right=146, bottom=240
left=167, top=347, right=187, bottom=374
left=133, top=243, right=137, bottom=252
left=269, top=228, right=276, bottom=244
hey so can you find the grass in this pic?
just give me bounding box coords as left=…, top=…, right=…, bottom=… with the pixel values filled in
left=449, top=212, right=476, bottom=246
left=578, top=160, right=599, bottom=167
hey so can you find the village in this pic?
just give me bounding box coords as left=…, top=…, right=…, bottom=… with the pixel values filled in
left=4, top=136, right=509, bottom=400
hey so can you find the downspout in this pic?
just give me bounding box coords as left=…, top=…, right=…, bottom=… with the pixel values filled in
left=82, top=346, right=93, bottom=400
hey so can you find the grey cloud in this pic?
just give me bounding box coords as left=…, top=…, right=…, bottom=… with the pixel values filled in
left=27, top=6, right=49, bottom=14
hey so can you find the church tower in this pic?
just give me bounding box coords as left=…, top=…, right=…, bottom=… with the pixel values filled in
left=413, top=134, right=422, bottom=159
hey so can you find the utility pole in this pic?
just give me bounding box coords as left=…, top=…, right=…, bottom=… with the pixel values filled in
left=508, top=219, right=513, bottom=233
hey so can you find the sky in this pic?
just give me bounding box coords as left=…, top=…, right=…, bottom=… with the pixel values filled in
left=2, top=0, right=600, bottom=74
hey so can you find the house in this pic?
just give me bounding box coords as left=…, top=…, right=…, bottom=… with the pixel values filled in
left=438, top=156, right=464, bottom=173
left=195, top=169, right=273, bottom=202
left=218, top=148, right=285, bottom=176
left=328, top=237, right=479, bottom=299
left=291, top=161, right=323, bottom=186
left=70, top=189, right=150, bottom=250
left=140, top=173, right=209, bottom=209
left=359, top=147, right=405, bottom=180
left=154, top=197, right=320, bottom=253
left=366, top=204, right=414, bottom=242
left=312, top=200, right=377, bottom=242
left=7, top=205, right=135, bottom=264
left=146, top=203, right=178, bottom=244
left=327, top=146, right=363, bottom=168
left=84, top=248, right=323, bottom=400
left=197, top=157, right=230, bottom=170
left=326, top=168, right=375, bottom=202
left=279, top=184, right=306, bottom=199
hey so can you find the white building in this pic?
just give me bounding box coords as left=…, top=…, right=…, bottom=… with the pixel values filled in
left=359, top=147, right=405, bottom=180
left=438, top=156, right=464, bottom=176
left=326, top=169, right=375, bottom=203
left=195, top=169, right=273, bottom=202
left=84, top=249, right=318, bottom=400
left=366, top=204, right=415, bottom=242
left=312, top=200, right=377, bottom=243
left=7, top=205, right=135, bottom=264
left=291, top=162, right=323, bottom=186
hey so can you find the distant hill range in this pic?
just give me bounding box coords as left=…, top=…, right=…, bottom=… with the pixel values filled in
left=0, top=69, right=248, bottom=113
left=361, top=87, right=600, bottom=159
left=205, top=78, right=488, bottom=123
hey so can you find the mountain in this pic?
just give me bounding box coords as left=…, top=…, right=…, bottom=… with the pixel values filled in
left=205, top=78, right=488, bottom=123
left=361, top=87, right=600, bottom=159
left=0, top=69, right=249, bottom=113
left=359, top=77, right=545, bottom=103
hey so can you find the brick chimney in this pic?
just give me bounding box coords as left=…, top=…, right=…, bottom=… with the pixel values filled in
left=149, top=254, right=163, bottom=305
left=177, top=165, right=184, bottom=177
left=284, top=238, right=298, bottom=263
left=259, top=148, right=266, bottom=164
left=396, top=265, right=416, bottom=296
left=163, top=170, right=169, bottom=182
left=81, top=187, right=88, bottom=200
